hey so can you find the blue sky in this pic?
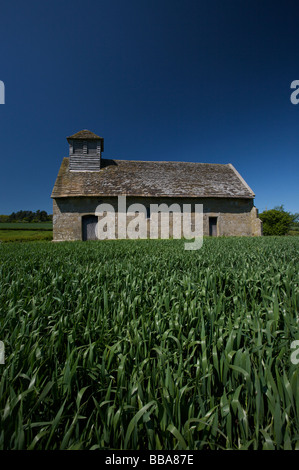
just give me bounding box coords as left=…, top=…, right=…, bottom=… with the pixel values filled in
left=0, top=0, right=298, bottom=215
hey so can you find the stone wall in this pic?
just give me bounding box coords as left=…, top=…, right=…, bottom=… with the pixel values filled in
left=52, top=196, right=262, bottom=241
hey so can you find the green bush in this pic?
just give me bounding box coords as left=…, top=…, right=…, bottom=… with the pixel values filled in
left=259, top=209, right=293, bottom=236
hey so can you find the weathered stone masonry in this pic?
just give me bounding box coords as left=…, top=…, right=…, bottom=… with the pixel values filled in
left=53, top=197, right=261, bottom=241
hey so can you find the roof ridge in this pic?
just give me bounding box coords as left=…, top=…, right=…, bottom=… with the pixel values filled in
left=103, top=158, right=228, bottom=165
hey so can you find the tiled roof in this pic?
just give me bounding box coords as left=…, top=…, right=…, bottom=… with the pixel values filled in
left=51, top=158, right=255, bottom=199
left=67, top=130, right=103, bottom=140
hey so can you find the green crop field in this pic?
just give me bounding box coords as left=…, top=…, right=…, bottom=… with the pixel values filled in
left=0, top=230, right=53, bottom=243
left=0, top=222, right=53, bottom=243
left=0, top=222, right=53, bottom=230
left=0, top=237, right=298, bottom=450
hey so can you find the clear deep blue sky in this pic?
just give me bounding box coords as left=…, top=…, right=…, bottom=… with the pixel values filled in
left=0, top=0, right=298, bottom=215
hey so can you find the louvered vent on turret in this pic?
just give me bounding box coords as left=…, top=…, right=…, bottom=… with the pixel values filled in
left=67, top=129, right=104, bottom=171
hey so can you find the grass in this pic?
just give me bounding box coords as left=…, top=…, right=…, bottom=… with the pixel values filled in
left=0, top=237, right=298, bottom=450
left=0, top=222, right=52, bottom=231
left=0, top=230, right=53, bottom=243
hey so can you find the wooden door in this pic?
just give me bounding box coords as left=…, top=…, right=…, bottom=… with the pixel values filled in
left=209, top=217, right=218, bottom=236
left=82, top=215, right=98, bottom=241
